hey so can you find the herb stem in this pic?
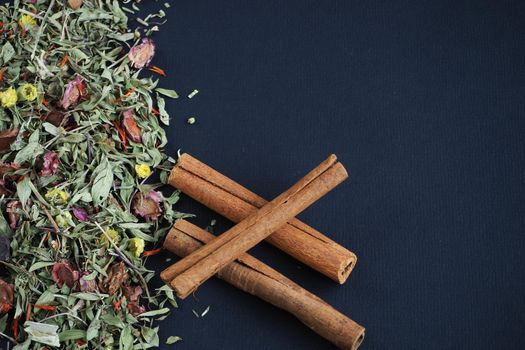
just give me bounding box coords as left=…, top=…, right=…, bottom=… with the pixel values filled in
left=31, top=0, right=56, bottom=60
left=0, top=331, right=17, bottom=344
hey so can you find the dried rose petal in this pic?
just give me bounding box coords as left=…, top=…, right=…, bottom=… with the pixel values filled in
left=132, top=190, right=163, bottom=221
left=72, top=207, right=89, bottom=222
left=128, top=38, right=156, bottom=69
left=60, top=75, right=87, bottom=110
left=52, top=261, right=80, bottom=288
left=127, top=302, right=146, bottom=317
left=40, top=151, right=59, bottom=176
left=123, top=285, right=143, bottom=302
left=0, top=128, right=18, bottom=153
left=0, top=163, right=20, bottom=195
left=43, top=110, right=68, bottom=127
left=101, top=262, right=128, bottom=295
left=0, top=279, right=14, bottom=313
left=121, top=110, right=142, bottom=143
left=6, top=200, right=21, bottom=229
left=79, top=272, right=98, bottom=293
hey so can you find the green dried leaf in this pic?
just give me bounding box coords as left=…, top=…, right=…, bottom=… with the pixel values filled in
left=166, top=336, right=182, bottom=345
left=91, top=156, right=114, bottom=206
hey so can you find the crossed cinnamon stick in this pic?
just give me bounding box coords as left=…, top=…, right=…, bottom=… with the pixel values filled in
left=161, top=154, right=365, bottom=349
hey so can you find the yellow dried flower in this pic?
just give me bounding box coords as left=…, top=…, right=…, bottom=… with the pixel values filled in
left=19, top=14, right=36, bottom=28
left=0, top=87, right=18, bottom=108
left=100, top=227, right=120, bottom=248
left=19, top=83, right=38, bottom=101
left=128, top=238, right=145, bottom=257
left=45, top=189, right=69, bottom=205
left=134, top=164, right=151, bottom=178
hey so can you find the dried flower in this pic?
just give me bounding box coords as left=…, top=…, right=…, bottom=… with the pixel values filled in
left=0, top=129, right=19, bottom=154
left=127, top=302, right=146, bottom=317
left=60, top=75, right=87, bottom=109
left=132, top=190, right=163, bottom=221
left=122, top=109, right=142, bottom=143
left=52, top=261, right=80, bottom=288
left=0, top=87, right=18, bottom=108
left=100, top=227, right=120, bottom=248
left=134, top=164, right=151, bottom=178
left=40, top=151, right=59, bottom=176
left=67, top=0, right=83, bottom=10
left=45, top=188, right=69, bottom=205
left=128, top=38, right=156, bottom=68
left=128, top=238, right=145, bottom=257
left=19, top=14, right=36, bottom=28
left=6, top=200, right=21, bottom=229
left=19, top=83, right=38, bottom=101
left=0, top=279, right=14, bottom=313
left=72, top=207, right=89, bottom=222
left=123, top=285, right=143, bottom=302
left=79, top=272, right=98, bottom=293
left=101, top=262, right=128, bottom=295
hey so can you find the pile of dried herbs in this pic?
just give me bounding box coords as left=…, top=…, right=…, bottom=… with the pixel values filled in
left=0, top=0, right=186, bottom=348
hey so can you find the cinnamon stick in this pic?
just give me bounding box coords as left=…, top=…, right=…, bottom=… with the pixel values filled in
left=164, top=220, right=365, bottom=350
left=161, top=155, right=348, bottom=298
left=168, top=153, right=356, bottom=283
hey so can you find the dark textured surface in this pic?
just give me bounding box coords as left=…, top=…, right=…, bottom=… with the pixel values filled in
left=142, top=0, right=525, bottom=349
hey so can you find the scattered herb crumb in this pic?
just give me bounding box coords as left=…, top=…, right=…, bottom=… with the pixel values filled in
left=166, top=335, right=182, bottom=344
left=188, top=89, right=199, bottom=99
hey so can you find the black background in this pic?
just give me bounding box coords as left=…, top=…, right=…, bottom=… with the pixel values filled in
left=142, top=0, right=525, bottom=349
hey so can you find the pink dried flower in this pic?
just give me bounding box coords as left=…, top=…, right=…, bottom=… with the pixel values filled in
left=60, top=75, right=87, bottom=109
left=40, top=151, right=59, bottom=176
left=6, top=200, right=21, bottom=229
left=79, top=272, right=98, bottom=293
left=132, top=190, right=163, bottom=221
left=52, top=261, right=80, bottom=288
left=121, top=110, right=142, bottom=143
left=127, top=302, right=146, bottom=317
left=128, top=38, right=156, bottom=69
left=0, top=279, right=14, bottom=313
left=123, top=285, right=143, bottom=302
left=72, top=207, right=89, bottom=222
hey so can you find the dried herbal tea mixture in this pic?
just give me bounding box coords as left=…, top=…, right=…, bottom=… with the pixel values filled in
left=0, top=0, right=186, bottom=348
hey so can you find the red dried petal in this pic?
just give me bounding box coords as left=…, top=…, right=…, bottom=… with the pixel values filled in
left=52, top=261, right=80, bottom=288
left=6, top=200, right=21, bottom=229
left=0, top=128, right=18, bottom=153
left=127, top=302, right=146, bottom=317
left=40, top=152, right=59, bottom=176
left=121, top=110, right=142, bottom=143
left=60, top=75, right=87, bottom=110
left=123, top=285, right=143, bottom=302
left=0, top=279, right=14, bottom=313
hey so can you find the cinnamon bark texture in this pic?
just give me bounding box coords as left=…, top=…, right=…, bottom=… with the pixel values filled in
left=167, top=153, right=356, bottom=283
left=164, top=220, right=365, bottom=350
left=161, top=154, right=348, bottom=298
